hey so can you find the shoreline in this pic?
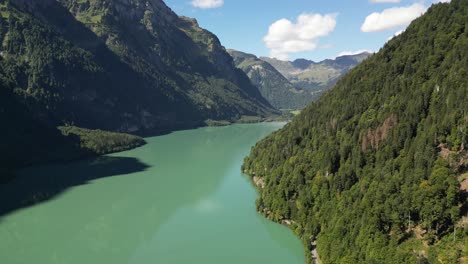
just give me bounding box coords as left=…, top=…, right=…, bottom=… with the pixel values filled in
left=3, top=116, right=287, bottom=183
left=245, top=170, right=319, bottom=264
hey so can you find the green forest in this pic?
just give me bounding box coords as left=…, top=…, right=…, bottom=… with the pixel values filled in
left=243, top=0, right=467, bottom=263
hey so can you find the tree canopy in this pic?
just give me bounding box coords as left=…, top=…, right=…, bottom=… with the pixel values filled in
left=243, top=1, right=467, bottom=263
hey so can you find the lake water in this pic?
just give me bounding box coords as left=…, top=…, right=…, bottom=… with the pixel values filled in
left=0, top=123, right=305, bottom=264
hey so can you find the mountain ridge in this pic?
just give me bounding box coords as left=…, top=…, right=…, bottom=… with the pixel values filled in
left=260, top=52, right=372, bottom=100
left=229, top=49, right=371, bottom=109
left=228, top=49, right=313, bottom=110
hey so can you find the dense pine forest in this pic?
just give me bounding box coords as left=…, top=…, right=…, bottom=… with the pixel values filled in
left=243, top=0, right=467, bottom=263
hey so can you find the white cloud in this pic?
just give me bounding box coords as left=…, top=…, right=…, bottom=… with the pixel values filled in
left=394, top=29, right=404, bottom=36
left=387, top=29, right=405, bottom=41
left=433, top=0, right=451, bottom=3
left=361, top=3, right=426, bottom=32
left=263, top=13, right=337, bottom=60
left=191, top=0, right=224, bottom=9
left=370, top=0, right=401, bottom=3
left=337, top=49, right=373, bottom=57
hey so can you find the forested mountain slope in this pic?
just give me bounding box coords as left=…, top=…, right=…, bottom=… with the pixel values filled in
left=2, top=0, right=276, bottom=133
left=243, top=0, right=467, bottom=263
left=228, top=49, right=313, bottom=109
left=0, top=0, right=277, bottom=177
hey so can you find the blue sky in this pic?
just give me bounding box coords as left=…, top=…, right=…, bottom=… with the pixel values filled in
left=165, top=0, right=450, bottom=61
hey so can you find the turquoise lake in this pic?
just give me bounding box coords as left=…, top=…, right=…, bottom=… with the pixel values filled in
left=0, top=123, right=305, bottom=264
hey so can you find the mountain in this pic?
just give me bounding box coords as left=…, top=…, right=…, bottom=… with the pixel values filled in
left=243, top=1, right=467, bottom=263
left=228, top=49, right=370, bottom=110
left=0, top=0, right=277, bottom=176
left=3, top=0, right=277, bottom=132
left=228, top=49, right=313, bottom=109
left=261, top=52, right=372, bottom=100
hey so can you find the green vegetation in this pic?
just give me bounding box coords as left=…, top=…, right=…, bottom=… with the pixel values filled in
left=58, top=126, right=146, bottom=155
left=0, top=0, right=277, bottom=132
left=291, top=110, right=301, bottom=116
left=0, top=80, right=145, bottom=183
left=204, top=119, right=232, bottom=127
left=228, top=49, right=313, bottom=109
left=243, top=1, right=467, bottom=263
left=0, top=1, right=8, bottom=19
left=237, top=115, right=266, bottom=123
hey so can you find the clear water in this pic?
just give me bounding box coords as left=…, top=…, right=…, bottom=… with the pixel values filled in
left=0, top=123, right=305, bottom=264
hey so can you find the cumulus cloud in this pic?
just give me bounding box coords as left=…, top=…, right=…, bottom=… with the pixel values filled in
left=387, top=29, right=405, bottom=41
left=337, top=49, right=373, bottom=57
left=361, top=3, right=426, bottom=32
left=433, top=0, right=451, bottom=3
left=394, top=29, right=404, bottom=36
left=370, top=0, right=401, bottom=3
left=263, top=13, right=337, bottom=60
left=191, top=0, right=224, bottom=9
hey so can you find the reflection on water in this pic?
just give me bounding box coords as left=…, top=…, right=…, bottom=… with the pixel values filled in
left=0, top=123, right=305, bottom=264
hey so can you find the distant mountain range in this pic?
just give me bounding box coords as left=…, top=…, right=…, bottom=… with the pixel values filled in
left=228, top=49, right=312, bottom=110
left=261, top=52, right=372, bottom=101
left=229, top=49, right=371, bottom=109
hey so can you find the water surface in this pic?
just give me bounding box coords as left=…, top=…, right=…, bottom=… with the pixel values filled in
left=0, top=123, right=305, bottom=264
